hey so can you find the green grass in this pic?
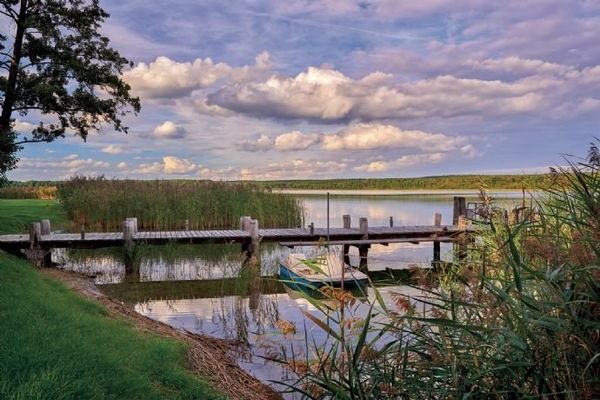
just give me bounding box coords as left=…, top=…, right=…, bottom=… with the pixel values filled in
left=0, top=201, right=225, bottom=399
left=0, top=199, right=68, bottom=234
left=0, top=254, right=225, bottom=400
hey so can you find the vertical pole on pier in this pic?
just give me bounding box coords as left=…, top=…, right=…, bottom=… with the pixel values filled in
left=29, top=222, right=41, bottom=248
left=123, top=219, right=135, bottom=244
left=326, top=192, right=330, bottom=246
left=249, top=219, right=260, bottom=264
left=389, top=216, right=394, bottom=227
left=453, top=196, right=467, bottom=225
left=433, top=213, right=442, bottom=268
left=456, top=215, right=468, bottom=262
left=126, top=218, right=138, bottom=234
left=241, top=216, right=260, bottom=266
left=358, top=217, right=369, bottom=271
left=80, top=224, right=86, bottom=240
left=342, top=215, right=351, bottom=265
left=185, top=219, right=190, bottom=231
left=41, top=219, right=51, bottom=235
left=309, top=222, right=315, bottom=235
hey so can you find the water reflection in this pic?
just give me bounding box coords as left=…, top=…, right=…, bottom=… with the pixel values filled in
left=53, top=192, right=526, bottom=395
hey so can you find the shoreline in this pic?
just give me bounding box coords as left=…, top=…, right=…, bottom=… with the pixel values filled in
left=274, top=188, right=529, bottom=197
left=42, top=267, right=282, bottom=400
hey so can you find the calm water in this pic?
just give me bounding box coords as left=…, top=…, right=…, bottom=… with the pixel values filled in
left=56, top=191, right=525, bottom=394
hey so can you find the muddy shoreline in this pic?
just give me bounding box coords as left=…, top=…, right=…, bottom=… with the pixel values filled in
left=42, top=268, right=282, bottom=400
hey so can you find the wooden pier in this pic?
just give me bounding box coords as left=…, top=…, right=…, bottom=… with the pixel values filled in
left=0, top=197, right=477, bottom=268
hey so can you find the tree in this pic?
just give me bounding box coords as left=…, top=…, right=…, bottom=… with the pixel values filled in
left=0, top=0, right=140, bottom=183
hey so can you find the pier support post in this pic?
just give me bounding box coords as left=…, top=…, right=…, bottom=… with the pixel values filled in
left=241, top=216, right=260, bottom=266
left=309, top=222, right=314, bottom=235
left=358, top=217, right=369, bottom=271
left=125, top=218, right=138, bottom=234
left=41, top=219, right=51, bottom=235
left=455, top=215, right=469, bottom=262
left=453, top=196, right=467, bottom=225
left=433, top=212, right=442, bottom=268
left=26, top=222, right=51, bottom=267
left=389, top=216, right=394, bottom=227
left=123, top=219, right=135, bottom=244
left=342, top=215, right=351, bottom=265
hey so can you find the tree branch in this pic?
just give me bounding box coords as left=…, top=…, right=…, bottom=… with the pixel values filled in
left=14, top=138, right=52, bottom=145
left=0, top=8, right=18, bottom=22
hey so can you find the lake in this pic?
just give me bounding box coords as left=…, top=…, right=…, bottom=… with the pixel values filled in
left=56, top=190, right=525, bottom=394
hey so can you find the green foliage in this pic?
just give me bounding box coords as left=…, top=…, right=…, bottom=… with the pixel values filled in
left=57, top=176, right=304, bottom=231
left=272, top=145, right=600, bottom=399
left=0, top=253, right=225, bottom=400
left=0, top=0, right=140, bottom=181
left=0, top=181, right=58, bottom=199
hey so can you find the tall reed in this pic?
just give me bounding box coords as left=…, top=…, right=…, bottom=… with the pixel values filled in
left=272, top=143, right=600, bottom=399
left=58, top=177, right=304, bottom=231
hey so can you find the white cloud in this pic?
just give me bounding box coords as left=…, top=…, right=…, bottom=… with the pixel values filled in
left=354, top=153, right=446, bottom=173
left=163, top=156, right=198, bottom=174
left=322, top=123, right=467, bottom=152
left=274, top=131, right=322, bottom=151
left=123, top=52, right=272, bottom=99
left=101, top=145, right=126, bottom=154
left=64, top=154, right=79, bottom=160
left=153, top=121, right=187, bottom=139
left=238, top=134, right=273, bottom=152
left=117, top=162, right=128, bottom=169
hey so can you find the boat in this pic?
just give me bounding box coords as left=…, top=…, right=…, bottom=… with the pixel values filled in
left=279, top=252, right=369, bottom=290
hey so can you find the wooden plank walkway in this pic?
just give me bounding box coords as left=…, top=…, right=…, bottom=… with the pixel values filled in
left=0, top=225, right=475, bottom=251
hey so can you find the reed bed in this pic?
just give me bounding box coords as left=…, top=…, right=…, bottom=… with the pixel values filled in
left=271, top=143, right=600, bottom=399
left=0, top=182, right=57, bottom=199
left=58, top=177, right=304, bottom=231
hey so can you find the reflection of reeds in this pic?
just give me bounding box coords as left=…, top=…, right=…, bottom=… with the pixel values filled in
left=58, top=177, right=304, bottom=231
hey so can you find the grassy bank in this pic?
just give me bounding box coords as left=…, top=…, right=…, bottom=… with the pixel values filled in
left=0, top=254, right=225, bottom=400
left=0, top=202, right=225, bottom=400
left=0, top=199, right=68, bottom=233
left=59, top=177, right=303, bottom=231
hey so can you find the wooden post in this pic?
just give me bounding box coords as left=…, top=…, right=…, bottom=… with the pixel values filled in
left=433, top=212, right=442, bottom=267
left=456, top=215, right=468, bottom=262
left=184, top=219, right=190, bottom=231
left=29, top=222, right=41, bottom=248
left=80, top=224, right=86, bottom=240
left=126, top=218, right=138, bottom=234
left=342, top=215, right=351, bottom=265
left=358, top=217, right=369, bottom=271
left=240, top=216, right=251, bottom=231
left=241, top=216, right=259, bottom=266
left=41, top=219, right=51, bottom=235
left=123, top=219, right=135, bottom=244
left=389, top=216, right=394, bottom=227
left=453, top=196, right=467, bottom=225
left=309, top=222, right=314, bottom=235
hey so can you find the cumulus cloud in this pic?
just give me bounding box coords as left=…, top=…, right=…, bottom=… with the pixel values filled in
left=124, top=51, right=272, bottom=99
left=206, top=64, right=592, bottom=122
left=237, top=134, right=273, bottom=152
left=163, top=156, right=197, bottom=174
left=322, top=123, right=467, bottom=152
left=153, top=121, right=187, bottom=139
left=117, top=162, right=128, bottom=169
left=101, top=145, right=126, bottom=154
left=354, top=153, right=446, bottom=173
left=17, top=155, right=111, bottom=178
left=274, top=131, right=322, bottom=151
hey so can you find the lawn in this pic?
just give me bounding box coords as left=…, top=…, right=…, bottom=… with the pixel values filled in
left=0, top=199, right=68, bottom=234
left=0, top=200, right=225, bottom=399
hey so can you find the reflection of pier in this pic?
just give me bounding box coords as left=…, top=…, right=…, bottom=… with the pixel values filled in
left=99, top=269, right=413, bottom=304
left=0, top=197, right=476, bottom=269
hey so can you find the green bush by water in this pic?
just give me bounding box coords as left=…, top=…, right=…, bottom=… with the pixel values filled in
left=58, top=177, right=304, bottom=231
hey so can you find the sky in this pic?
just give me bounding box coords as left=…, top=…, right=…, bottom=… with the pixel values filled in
left=7, top=0, right=600, bottom=181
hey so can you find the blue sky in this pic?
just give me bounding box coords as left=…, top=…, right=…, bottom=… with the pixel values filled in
left=8, top=0, right=600, bottom=180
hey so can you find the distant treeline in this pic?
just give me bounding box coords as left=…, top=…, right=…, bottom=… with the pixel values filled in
left=254, top=174, right=555, bottom=191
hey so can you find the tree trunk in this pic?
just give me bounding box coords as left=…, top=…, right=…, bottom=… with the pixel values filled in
left=0, top=0, right=28, bottom=136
